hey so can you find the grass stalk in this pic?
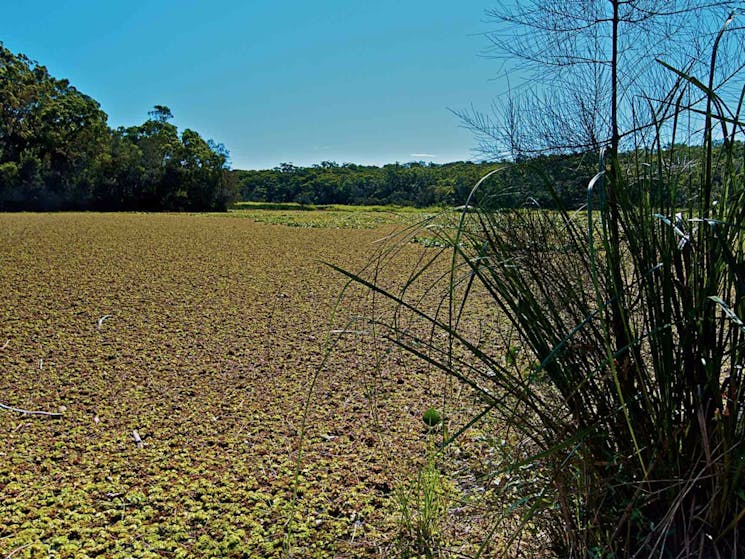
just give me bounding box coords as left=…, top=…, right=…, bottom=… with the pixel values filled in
left=338, top=38, right=745, bottom=557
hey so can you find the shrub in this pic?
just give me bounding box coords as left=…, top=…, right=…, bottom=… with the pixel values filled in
left=336, top=42, right=745, bottom=557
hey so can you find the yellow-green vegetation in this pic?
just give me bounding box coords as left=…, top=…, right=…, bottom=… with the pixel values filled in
left=394, top=450, right=452, bottom=559
left=0, top=213, right=482, bottom=558
left=225, top=202, right=439, bottom=229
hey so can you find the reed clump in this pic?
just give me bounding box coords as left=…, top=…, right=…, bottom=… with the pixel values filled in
left=337, top=45, right=745, bottom=557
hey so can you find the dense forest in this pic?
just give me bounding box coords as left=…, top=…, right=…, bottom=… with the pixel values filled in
left=0, top=43, right=602, bottom=212
left=0, top=43, right=235, bottom=211
left=232, top=153, right=598, bottom=208
left=234, top=161, right=495, bottom=207
left=232, top=142, right=742, bottom=209
left=2, top=42, right=726, bottom=213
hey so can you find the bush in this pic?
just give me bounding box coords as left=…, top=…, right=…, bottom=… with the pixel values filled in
left=337, top=49, right=745, bottom=557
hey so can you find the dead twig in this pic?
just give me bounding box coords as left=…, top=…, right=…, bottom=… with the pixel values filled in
left=4, top=543, right=31, bottom=559
left=132, top=429, right=144, bottom=448
left=0, top=402, right=63, bottom=417
left=97, top=314, right=112, bottom=329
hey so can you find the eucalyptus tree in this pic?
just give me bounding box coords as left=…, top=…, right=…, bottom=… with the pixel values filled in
left=461, top=1, right=745, bottom=382
left=419, top=3, right=745, bottom=556
left=462, top=0, right=743, bottom=160
left=0, top=42, right=110, bottom=209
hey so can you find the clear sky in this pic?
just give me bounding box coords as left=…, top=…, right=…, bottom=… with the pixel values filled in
left=2, top=1, right=503, bottom=170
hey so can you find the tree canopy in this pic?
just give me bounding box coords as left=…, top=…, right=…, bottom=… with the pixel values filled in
left=234, top=161, right=501, bottom=207
left=0, top=43, right=235, bottom=211
left=232, top=155, right=610, bottom=209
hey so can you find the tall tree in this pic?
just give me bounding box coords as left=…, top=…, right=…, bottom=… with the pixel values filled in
left=459, top=1, right=745, bottom=403
left=1, top=44, right=235, bottom=211
left=110, top=108, right=234, bottom=211
left=0, top=42, right=110, bottom=209
left=459, top=1, right=743, bottom=160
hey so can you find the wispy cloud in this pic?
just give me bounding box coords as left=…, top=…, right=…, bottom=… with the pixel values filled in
left=409, top=153, right=437, bottom=159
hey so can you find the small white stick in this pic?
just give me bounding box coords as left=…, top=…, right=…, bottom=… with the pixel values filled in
left=0, top=402, right=62, bottom=417
left=4, top=543, right=31, bottom=559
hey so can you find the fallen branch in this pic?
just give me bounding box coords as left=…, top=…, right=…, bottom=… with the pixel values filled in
left=4, top=543, right=31, bottom=559
left=0, top=402, right=63, bottom=417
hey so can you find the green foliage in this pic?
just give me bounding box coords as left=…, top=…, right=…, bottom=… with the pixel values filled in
left=231, top=153, right=621, bottom=210
left=98, top=117, right=234, bottom=211
left=0, top=43, right=234, bottom=211
left=422, top=407, right=442, bottom=428
left=395, top=451, right=451, bottom=559
left=233, top=161, right=503, bottom=208
left=0, top=43, right=109, bottom=209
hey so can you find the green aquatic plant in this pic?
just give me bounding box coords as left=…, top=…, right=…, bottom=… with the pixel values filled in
left=422, top=407, right=443, bottom=428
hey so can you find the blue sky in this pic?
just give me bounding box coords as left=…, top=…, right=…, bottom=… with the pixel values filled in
left=2, top=1, right=503, bottom=170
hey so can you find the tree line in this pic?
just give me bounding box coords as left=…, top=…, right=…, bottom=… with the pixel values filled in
left=234, top=161, right=495, bottom=207
left=0, top=43, right=235, bottom=211
left=232, top=154, right=602, bottom=209
left=3, top=42, right=727, bottom=214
